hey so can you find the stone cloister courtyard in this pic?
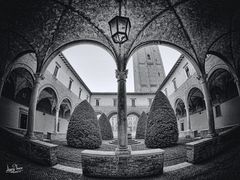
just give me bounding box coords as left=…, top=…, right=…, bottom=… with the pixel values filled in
left=1, top=0, right=240, bottom=179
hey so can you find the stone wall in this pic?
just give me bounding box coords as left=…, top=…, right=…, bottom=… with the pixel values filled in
left=81, top=149, right=164, bottom=178
left=6, top=127, right=44, bottom=140
left=0, top=127, right=58, bottom=166
left=47, top=132, right=66, bottom=141
left=186, top=125, right=240, bottom=163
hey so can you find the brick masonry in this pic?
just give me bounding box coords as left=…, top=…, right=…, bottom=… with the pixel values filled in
left=186, top=125, right=240, bottom=163
left=81, top=149, right=164, bottom=178
left=0, top=127, right=58, bottom=166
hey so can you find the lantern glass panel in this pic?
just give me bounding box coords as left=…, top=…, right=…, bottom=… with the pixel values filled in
left=118, top=18, right=127, bottom=33
left=109, top=18, right=117, bottom=35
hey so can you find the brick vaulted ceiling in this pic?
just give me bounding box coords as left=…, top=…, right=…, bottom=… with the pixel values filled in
left=0, top=0, right=239, bottom=75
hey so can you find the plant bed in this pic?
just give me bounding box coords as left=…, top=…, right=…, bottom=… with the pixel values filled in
left=109, top=139, right=141, bottom=145
left=51, top=138, right=195, bottom=169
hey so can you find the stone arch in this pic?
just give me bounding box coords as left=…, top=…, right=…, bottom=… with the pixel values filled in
left=59, top=96, right=73, bottom=108
left=127, top=111, right=140, bottom=118
left=206, top=52, right=239, bottom=80
left=38, top=83, right=60, bottom=105
left=4, top=50, right=36, bottom=78
left=174, top=98, right=186, bottom=120
left=59, top=98, right=72, bottom=119
left=37, top=87, right=58, bottom=115
left=41, top=40, right=117, bottom=75
left=95, top=111, right=103, bottom=119
left=2, top=67, right=34, bottom=107
left=185, top=84, right=202, bottom=99
left=205, top=54, right=232, bottom=78
left=107, top=111, right=118, bottom=138
left=107, top=111, right=118, bottom=121
left=187, top=87, right=206, bottom=115
left=10, top=63, right=35, bottom=80
left=208, top=68, right=238, bottom=105
left=127, top=40, right=202, bottom=76
left=127, top=112, right=140, bottom=138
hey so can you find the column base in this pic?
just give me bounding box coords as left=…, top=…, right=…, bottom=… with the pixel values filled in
left=115, top=145, right=132, bottom=156
left=185, top=129, right=193, bottom=138
left=206, top=132, right=218, bottom=138
left=24, top=131, right=37, bottom=140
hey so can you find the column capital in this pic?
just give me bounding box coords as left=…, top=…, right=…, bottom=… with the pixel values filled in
left=116, top=69, right=128, bottom=81
left=234, top=77, right=239, bottom=83
left=34, top=73, right=45, bottom=81
left=55, top=106, right=60, bottom=111
left=197, top=74, right=208, bottom=83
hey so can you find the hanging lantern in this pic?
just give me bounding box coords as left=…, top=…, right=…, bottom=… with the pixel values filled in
left=109, top=15, right=131, bottom=44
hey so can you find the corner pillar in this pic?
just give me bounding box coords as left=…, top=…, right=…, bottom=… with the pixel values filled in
left=0, top=77, right=5, bottom=98
left=234, top=78, right=240, bottom=96
left=184, top=97, right=191, bottom=131
left=115, top=69, right=130, bottom=155
left=54, top=107, right=60, bottom=133
left=199, top=74, right=217, bottom=137
left=25, top=73, right=44, bottom=139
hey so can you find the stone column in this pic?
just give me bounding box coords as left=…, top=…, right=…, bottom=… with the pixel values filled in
left=54, top=107, right=59, bottom=133
left=184, top=97, right=191, bottom=131
left=25, top=73, right=44, bottom=139
left=0, top=77, right=5, bottom=98
left=234, top=78, right=240, bottom=96
left=115, top=69, right=130, bottom=154
left=199, top=75, right=217, bottom=137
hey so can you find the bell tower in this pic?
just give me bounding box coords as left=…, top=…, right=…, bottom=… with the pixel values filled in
left=133, top=45, right=166, bottom=93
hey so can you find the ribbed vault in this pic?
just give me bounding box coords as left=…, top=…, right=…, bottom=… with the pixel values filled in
left=0, top=0, right=239, bottom=75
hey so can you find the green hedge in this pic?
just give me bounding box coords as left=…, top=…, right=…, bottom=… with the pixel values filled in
left=135, top=112, right=147, bottom=139
left=99, top=113, right=113, bottom=140
left=145, top=89, right=178, bottom=148
left=66, top=100, right=102, bottom=149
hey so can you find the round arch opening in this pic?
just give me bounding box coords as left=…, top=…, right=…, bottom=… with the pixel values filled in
left=2, top=67, right=34, bottom=107
left=175, top=98, right=186, bottom=120
left=187, top=87, right=206, bottom=115
left=37, top=87, right=58, bottom=116
left=208, top=68, right=238, bottom=105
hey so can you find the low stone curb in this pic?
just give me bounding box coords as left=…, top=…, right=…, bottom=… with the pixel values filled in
left=52, top=164, right=83, bottom=174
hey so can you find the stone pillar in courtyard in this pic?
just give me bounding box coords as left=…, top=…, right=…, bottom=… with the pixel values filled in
left=199, top=74, right=217, bottom=137
left=234, top=78, right=240, bottom=96
left=115, top=69, right=130, bottom=154
left=25, top=73, right=44, bottom=139
left=0, top=76, right=5, bottom=98
left=54, top=107, right=60, bottom=133
left=184, top=97, right=191, bottom=132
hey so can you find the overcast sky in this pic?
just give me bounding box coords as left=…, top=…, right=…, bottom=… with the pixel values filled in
left=63, top=45, right=181, bottom=92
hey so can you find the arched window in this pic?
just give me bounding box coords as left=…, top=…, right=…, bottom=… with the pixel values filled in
left=108, top=113, right=118, bottom=138
left=208, top=69, right=238, bottom=105
left=2, top=67, right=33, bottom=107
left=175, top=98, right=186, bottom=119
left=59, top=98, right=71, bottom=119
left=127, top=113, right=139, bottom=138
left=188, top=88, right=206, bottom=114
left=37, top=87, right=57, bottom=115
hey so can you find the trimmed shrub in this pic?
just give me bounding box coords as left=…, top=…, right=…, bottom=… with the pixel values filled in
left=135, top=112, right=148, bottom=139
left=145, top=89, right=178, bottom=148
left=99, top=113, right=113, bottom=140
left=66, top=100, right=102, bottom=149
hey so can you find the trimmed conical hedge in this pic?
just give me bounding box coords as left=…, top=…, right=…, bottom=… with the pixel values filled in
left=66, top=100, right=102, bottom=149
left=145, top=89, right=178, bottom=148
left=99, top=113, right=113, bottom=140
left=135, top=112, right=148, bottom=139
